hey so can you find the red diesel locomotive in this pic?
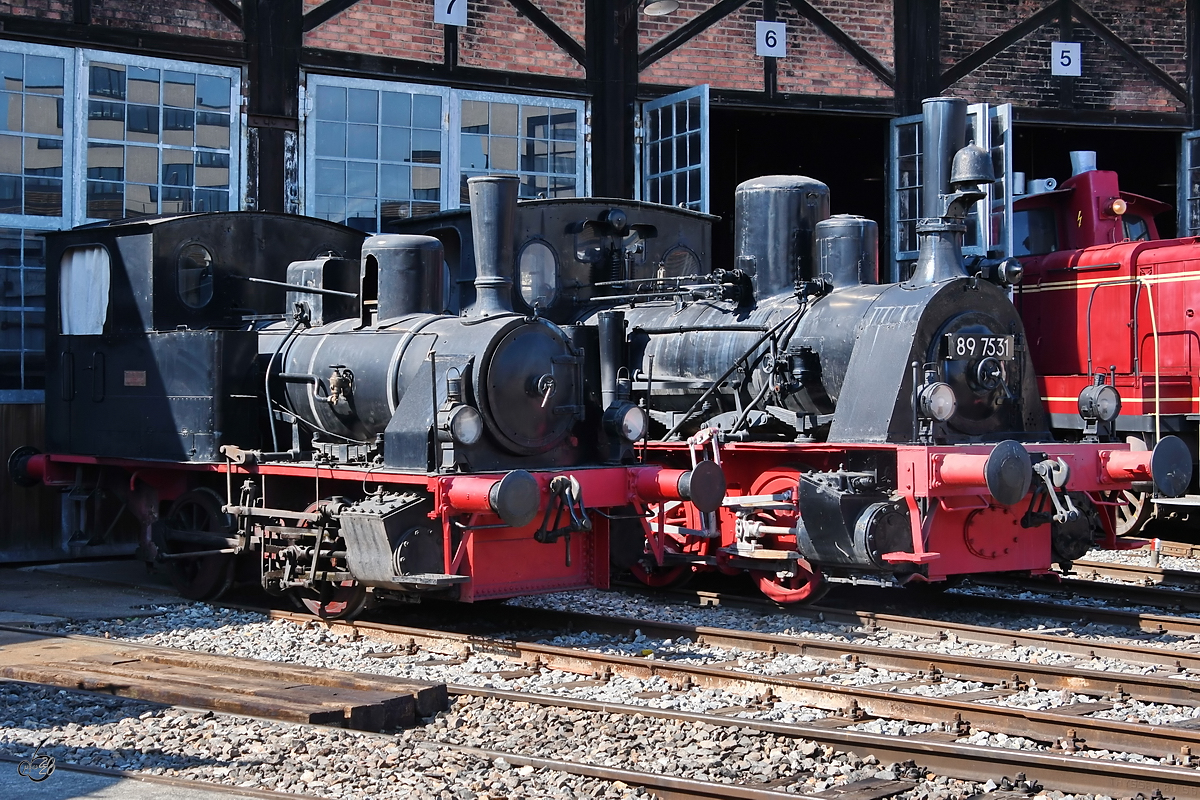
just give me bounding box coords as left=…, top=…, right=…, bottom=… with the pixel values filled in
left=1013, top=151, right=1198, bottom=535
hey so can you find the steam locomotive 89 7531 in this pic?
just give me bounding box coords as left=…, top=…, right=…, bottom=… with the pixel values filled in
left=9, top=177, right=724, bottom=617
left=392, top=96, right=1190, bottom=602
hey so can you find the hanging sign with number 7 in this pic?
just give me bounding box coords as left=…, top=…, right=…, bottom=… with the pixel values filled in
left=756, top=21, right=786, bottom=58
left=434, top=0, right=467, bottom=27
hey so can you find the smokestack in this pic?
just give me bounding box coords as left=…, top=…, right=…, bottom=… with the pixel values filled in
left=920, top=97, right=968, bottom=219
left=467, top=175, right=519, bottom=317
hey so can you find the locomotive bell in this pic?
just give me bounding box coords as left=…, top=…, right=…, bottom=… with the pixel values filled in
left=950, top=144, right=994, bottom=189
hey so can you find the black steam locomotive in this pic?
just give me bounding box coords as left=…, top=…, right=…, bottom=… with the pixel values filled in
left=14, top=177, right=722, bottom=616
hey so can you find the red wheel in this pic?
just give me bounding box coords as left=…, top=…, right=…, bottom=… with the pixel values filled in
left=161, top=488, right=236, bottom=602
left=629, top=501, right=708, bottom=589
left=287, top=500, right=368, bottom=620
left=752, top=560, right=827, bottom=604
left=291, top=581, right=368, bottom=619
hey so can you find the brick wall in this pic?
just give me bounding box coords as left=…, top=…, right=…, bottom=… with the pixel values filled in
left=776, top=0, right=892, bottom=97
left=640, top=1, right=762, bottom=91
left=303, top=0, right=443, bottom=64
left=942, top=0, right=1185, bottom=113
left=459, top=0, right=584, bottom=78
left=90, top=0, right=242, bottom=41
left=303, top=0, right=586, bottom=79
left=0, top=0, right=71, bottom=21
left=639, top=0, right=892, bottom=97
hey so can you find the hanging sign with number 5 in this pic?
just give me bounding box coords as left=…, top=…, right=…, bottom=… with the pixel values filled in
left=1051, top=42, right=1081, bottom=76
left=756, top=21, right=786, bottom=58
left=434, top=0, right=467, bottom=27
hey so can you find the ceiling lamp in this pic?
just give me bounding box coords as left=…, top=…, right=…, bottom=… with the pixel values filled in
left=643, top=0, right=680, bottom=16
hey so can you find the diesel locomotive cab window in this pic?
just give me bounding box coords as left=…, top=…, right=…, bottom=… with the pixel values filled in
left=1013, top=208, right=1058, bottom=257
left=1124, top=214, right=1150, bottom=242
left=176, top=242, right=214, bottom=308
left=517, top=239, right=558, bottom=309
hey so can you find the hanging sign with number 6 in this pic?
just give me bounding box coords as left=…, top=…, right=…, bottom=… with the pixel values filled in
left=756, top=21, right=786, bottom=58
left=1051, top=42, right=1081, bottom=76
left=434, top=0, right=467, bottom=27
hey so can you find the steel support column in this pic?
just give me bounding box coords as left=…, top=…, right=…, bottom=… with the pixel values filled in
left=244, top=0, right=304, bottom=213
left=894, top=0, right=939, bottom=114
left=586, top=0, right=639, bottom=199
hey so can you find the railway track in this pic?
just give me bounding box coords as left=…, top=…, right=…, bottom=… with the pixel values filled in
left=242, top=606, right=1200, bottom=797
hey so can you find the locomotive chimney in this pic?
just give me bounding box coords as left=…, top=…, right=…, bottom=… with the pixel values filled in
left=908, top=97, right=993, bottom=287
left=466, top=175, right=518, bottom=318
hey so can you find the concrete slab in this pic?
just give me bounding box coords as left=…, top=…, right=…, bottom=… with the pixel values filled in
left=0, top=566, right=179, bottom=623
left=27, top=559, right=175, bottom=592
left=0, top=758, right=270, bottom=799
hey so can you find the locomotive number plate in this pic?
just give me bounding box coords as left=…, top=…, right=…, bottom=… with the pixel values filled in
left=945, top=334, right=1014, bottom=360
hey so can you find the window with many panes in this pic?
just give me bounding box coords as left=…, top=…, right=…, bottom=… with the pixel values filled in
left=83, top=56, right=240, bottom=221
left=304, top=75, right=586, bottom=233
left=0, top=40, right=242, bottom=402
left=458, top=92, right=579, bottom=204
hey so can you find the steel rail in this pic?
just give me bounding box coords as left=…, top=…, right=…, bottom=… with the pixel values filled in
left=443, top=603, right=1200, bottom=706
left=266, top=610, right=1200, bottom=761
left=441, top=745, right=825, bottom=800
left=0, top=753, right=320, bottom=800
left=619, top=584, right=1200, bottom=671
left=450, top=686, right=1200, bottom=798
left=975, top=570, right=1200, bottom=613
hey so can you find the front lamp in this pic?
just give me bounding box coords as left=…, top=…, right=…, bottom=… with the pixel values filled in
left=1078, top=383, right=1121, bottom=423
left=918, top=382, right=957, bottom=422
left=604, top=401, right=648, bottom=442
left=443, top=404, right=484, bottom=445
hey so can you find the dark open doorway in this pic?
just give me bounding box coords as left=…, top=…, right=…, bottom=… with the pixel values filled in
left=708, top=107, right=890, bottom=268
left=1013, top=125, right=1179, bottom=238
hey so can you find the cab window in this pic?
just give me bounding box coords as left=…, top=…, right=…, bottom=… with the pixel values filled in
left=1123, top=214, right=1150, bottom=242
left=1013, top=208, right=1058, bottom=256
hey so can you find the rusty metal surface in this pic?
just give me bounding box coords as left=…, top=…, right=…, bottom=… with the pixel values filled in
left=0, top=625, right=445, bottom=731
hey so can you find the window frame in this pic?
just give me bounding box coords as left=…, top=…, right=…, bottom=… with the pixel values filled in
left=301, top=73, right=588, bottom=229
left=75, top=49, right=245, bottom=225
left=0, top=40, right=76, bottom=232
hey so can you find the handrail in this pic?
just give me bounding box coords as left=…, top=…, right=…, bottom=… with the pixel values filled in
left=1138, top=276, right=1162, bottom=442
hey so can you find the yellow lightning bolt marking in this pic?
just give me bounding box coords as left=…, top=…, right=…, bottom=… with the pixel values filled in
left=1077, top=210, right=1082, bottom=227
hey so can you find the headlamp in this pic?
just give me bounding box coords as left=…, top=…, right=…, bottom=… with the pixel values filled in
left=918, top=382, right=957, bottom=422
